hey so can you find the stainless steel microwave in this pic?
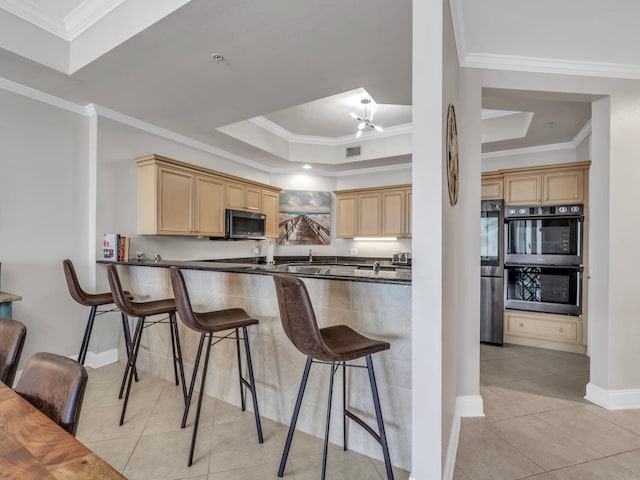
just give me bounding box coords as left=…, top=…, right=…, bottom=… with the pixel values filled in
left=225, top=209, right=266, bottom=240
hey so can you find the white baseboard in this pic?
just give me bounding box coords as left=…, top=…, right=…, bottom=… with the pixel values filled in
left=75, top=348, right=119, bottom=369
left=13, top=348, right=119, bottom=387
left=442, top=395, right=484, bottom=480
left=586, top=382, right=640, bottom=410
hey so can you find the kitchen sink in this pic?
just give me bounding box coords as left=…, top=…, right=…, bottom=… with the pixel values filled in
left=356, top=265, right=396, bottom=272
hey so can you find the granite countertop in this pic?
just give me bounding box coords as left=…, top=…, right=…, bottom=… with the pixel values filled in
left=97, top=256, right=411, bottom=285
left=0, top=292, right=22, bottom=302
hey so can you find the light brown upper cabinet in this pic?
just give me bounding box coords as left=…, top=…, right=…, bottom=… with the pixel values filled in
left=194, top=174, right=225, bottom=236
left=481, top=175, right=503, bottom=200
left=504, top=169, right=584, bottom=206
left=226, top=182, right=262, bottom=212
left=136, top=154, right=280, bottom=236
left=334, top=184, right=411, bottom=238
left=335, top=194, right=358, bottom=238
left=262, top=190, right=280, bottom=238
left=382, top=188, right=409, bottom=237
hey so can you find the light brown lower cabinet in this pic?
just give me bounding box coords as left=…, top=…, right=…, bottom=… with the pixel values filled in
left=503, top=310, right=586, bottom=354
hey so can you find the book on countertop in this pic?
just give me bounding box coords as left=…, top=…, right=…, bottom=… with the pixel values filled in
left=103, top=234, right=130, bottom=261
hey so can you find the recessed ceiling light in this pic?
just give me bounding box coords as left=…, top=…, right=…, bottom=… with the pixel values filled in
left=211, top=53, right=224, bottom=63
left=302, top=164, right=312, bottom=169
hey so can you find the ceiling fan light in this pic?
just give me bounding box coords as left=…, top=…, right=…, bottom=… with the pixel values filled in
left=358, top=122, right=366, bottom=130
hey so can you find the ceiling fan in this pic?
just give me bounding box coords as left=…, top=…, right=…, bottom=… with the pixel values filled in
left=349, top=98, right=384, bottom=138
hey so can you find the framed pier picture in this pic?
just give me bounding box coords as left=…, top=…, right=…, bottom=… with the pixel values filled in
left=278, top=191, right=331, bottom=245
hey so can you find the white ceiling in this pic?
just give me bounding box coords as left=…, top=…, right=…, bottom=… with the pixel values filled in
left=0, top=0, right=634, bottom=172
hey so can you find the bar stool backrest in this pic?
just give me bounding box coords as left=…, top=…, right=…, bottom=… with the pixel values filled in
left=15, top=352, right=88, bottom=436
left=273, top=275, right=333, bottom=361
left=169, top=267, right=202, bottom=332
left=63, top=259, right=94, bottom=306
left=106, top=264, right=135, bottom=317
left=0, top=317, right=27, bottom=387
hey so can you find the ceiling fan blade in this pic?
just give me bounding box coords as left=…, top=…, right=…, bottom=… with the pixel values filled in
left=373, top=124, right=384, bottom=132
left=349, top=112, right=361, bottom=120
left=355, top=129, right=363, bottom=138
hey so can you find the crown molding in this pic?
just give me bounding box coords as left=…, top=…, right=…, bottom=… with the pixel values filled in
left=0, top=0, right=126, bottom=41
left=572, top=119, right=592, bottom=147
left=449, top=0, right=467, bottom=66
left=0, top=0, right=67, bottom=39
left=91, top=104, right=270, bottom=172
left=0, top=75, right=411, bottom=177
left=270, top=162, right=412, bottom=177
left=0, top=76, right=88, bottom=115
left=250, top=116, right=412, bottom=146
left=482, top=141, right=574, bottom=159
left=65, top=0, right=126, bottom=40
left=462, top=52, right=640, bottom=80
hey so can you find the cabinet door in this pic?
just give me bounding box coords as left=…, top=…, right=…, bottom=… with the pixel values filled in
left=226, top=182, right=245, bottom=210
left=504, top=174, right=541, bottom=205
left=481, top=178, right=503, bottom=199
left=358, top=193, right=382, bottom=236
left=543, top=170, right=583, bottom=204
left=158, top=166, right=193, bottom=234
left=195, top=174, right=224, bottom=236
left=382, top=189, right=405, bottom=237
left=405, top=188, right=412, bottom=237
left=245, top=186, right=262, bottom=211
left=336, top=195, right=357, bottom=238
left=262, top=190, right=280, bottom=238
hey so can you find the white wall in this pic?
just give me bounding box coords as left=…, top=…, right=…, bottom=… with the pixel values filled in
left=411, top=0, right=444, bottom=478
left=0, top=89, right=91, bottom=365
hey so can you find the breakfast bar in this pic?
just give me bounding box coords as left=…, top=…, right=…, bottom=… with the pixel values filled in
left=99, top=257, right=412, bottom=470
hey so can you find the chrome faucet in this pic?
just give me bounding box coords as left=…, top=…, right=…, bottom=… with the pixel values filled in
left=373, top=261, right=380, bottom=273
left=308, top=249, right=313, bottom=263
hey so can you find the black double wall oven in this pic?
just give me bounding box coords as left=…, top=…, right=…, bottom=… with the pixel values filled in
left=503, top=204, right=583, bottom=316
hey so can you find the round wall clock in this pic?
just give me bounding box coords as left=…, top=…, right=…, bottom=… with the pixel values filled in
left=446, top=104, right=459, bottom=206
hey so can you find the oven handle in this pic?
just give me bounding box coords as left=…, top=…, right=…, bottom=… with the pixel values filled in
left=504, top=263, right=584, bottom=271
left=504, top=214, right=584, bottom=221
left=577, top=270, right=582, bottom=309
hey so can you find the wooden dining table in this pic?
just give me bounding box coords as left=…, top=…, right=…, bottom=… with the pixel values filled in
left=0, top=382, right=125, bottom=479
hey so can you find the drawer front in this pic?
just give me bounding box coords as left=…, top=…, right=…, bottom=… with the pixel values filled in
left=505, top=312, right=580, bottom=343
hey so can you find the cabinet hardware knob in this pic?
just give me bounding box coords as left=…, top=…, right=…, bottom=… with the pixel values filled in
left=559, top=327, right=563, bottom=332
left=519, top=322, right=524, bottom=327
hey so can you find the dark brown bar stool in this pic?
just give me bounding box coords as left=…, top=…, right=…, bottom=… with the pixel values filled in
left=15, top=352, right=88, bottom=436
left=273, top=275, right=394, bottom=480
left=106, top=263, right=187, bottom=426
left=63, top=259, right=136, bottom=372
left=0, top=317, right=27, bottom=387
left=170, top=266, right=263, bottom=466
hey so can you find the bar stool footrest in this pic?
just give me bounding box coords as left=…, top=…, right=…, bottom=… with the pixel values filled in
left=344, top=409, right=381, bottom=445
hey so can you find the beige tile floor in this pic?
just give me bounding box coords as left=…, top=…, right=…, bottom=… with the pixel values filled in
left=455, top=343, right=640, bottom=480
left=76, top=362, right=410, bottom=480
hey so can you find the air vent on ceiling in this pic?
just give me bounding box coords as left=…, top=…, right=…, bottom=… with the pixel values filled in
left=346, top=146, right=361, bottom=158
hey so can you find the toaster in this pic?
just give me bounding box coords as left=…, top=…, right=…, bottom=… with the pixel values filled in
left=392, top=251, right=411, bottom=266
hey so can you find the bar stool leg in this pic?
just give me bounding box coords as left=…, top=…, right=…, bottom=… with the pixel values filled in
left=188, top=332, right=212, bottom=467
left=120, top=317, right=145, bottom=426
left=366, top=355, right=394, bottom=480
left=121, top=313, right=138, bottom=382
left=342, top=361, right=348, bottom=451
left=169, top=314, right=179, bottom=386
left=170, top=312, right=188, bottom=404
left=78, top=305, right=97, bottom=365
left=182, top=332, right=206, bottom=429
left=119, top=316, right=144, bottom=400
left=242, top=326, right=263, bottom=444
left=278, top=356, right=313, bottom=478
left=321, top=362, right=336, bottom=480
left=235, top=328, right=246, bottom=411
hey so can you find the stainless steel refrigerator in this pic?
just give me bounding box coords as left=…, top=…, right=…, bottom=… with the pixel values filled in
left=480, top=200, right=504, bottom=345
